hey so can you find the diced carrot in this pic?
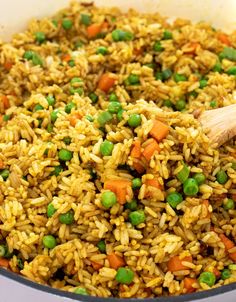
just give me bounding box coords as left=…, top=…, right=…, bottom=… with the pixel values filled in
left=130, top=140, right=142, bottom=158
left=3, top=61, right=13, bottom=71
left=104, top=179, right=132, bottom=205
left=219, top=233, right=236, bottom=262
left=149, top=120, right=169, bottom=142
left=133, top=161, right=145, bottom=174
left=142, top=139, right=161, bottom=161
left=213, top=268, right=221, bottom=278
left=61, top=54, right=71, bottom=62
left=98, top=73, right=116, bottom=93
left=101, top=21, right=109, bottom=30
left=0, top=159, right=4, bottom=169
left=90, top=260, right=103, bottom=271
left=0, top=258, right=9, bottom=268
left=119, top=284, right=126, bottom=292
left=232, top=194, right=236, bottom=201
left=202, top=200, right=211, bottom=219
left=167, top=255, right=193, bottom=272
left=134, top=48, right=143, bottom=56
left=68, top=112, right=82, bottom=127
left=217, top=33, right=231, bottom=46
left=184, top=277, right=197, bottom=293
left=107, top=252, right=125, bottom=269
left=2, top=96, right=10, bottom=109
left=182, top=42, right=200, bottom=54
left=87, top=23, right=102, bottom=39
left=145, top=178, right=162, bottom=190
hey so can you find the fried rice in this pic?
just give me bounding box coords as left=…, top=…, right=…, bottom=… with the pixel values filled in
left=0, top=0, right=236, bottom=298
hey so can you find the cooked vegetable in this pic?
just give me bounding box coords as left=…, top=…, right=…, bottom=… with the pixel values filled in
left=223, top=198, right=235, bottom=210
left=184, top=277, right=197, bottom=293
left=149, top=120, right=169, bottom=142
left=43, top=235, right=57, bottom=249
left=97, top=240, right=106, bottom=253
left=216, top=170, right=228, bottom=184
left=107, top=252, right=125, bottom=269
left=47, top=203, right=57, bottom=217
left=98, top=74, right=116, bottom=92
left=104, top=179, right=132, bottom=204
left=132, top=178, right=142, bottom=189
left=62, top=19, right=73, bottom=30
left=166, top=192, right=183, bottom=208
left=142, top=139, right=161, bottom=161
left=198, top=272, right=216, bottom=287
left=112, top=29, right=134, bottom=42
left=129, top=210, right=146, bottom=226
left=58, top=149, right=73, bottom=161
left=183, top=178, right=199, bottom=196
left=59, top=210, right=74, bottom=225
left=193, top=173, right=206, bottom=185
left=167, top=255, right=193, bottom=272
left=97, top=111, right=113, bottom=126
left=177, top=162, right=190, bottom=183
left=101, top=191, right=117, bottom=208
left=219, top=234, right=236, bottom=261
left=115, top=267, right=134, bottom=284
left=128, top=114, right=142, bottom=127
left=108, top=101, right=122, bottom=114
left=35, top=32, right=46, bottom=43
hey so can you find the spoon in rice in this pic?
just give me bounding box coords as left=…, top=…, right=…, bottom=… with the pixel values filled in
left=196, top=103, right=236, bottom=146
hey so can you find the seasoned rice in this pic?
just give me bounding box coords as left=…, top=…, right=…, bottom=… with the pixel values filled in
left=0, top=0, right=236, bottom=298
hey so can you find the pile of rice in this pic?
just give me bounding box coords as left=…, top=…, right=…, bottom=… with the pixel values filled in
left=0, top=1, right=236, bottom=298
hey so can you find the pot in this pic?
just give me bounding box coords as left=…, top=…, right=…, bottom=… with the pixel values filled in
left=0, top=0, right=235, bottom=301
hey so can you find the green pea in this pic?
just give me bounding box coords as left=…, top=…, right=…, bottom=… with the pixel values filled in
left=223, top=198, right=234, bottom=210
left=74, top=40, right=84, bottom=49
left=58, top=149, right=73, bottom=161
left=166, top=192, right=183, bottom=208
left=69, top=87, right=84, bottom=95
left=116, top=109, right=125, bottom=122
left=35, top=32, right=46, bottom=44
left=177, top=162, right=190, bottom=183
left=115, top=267, right=134, bottom=284
left=3, top=114, right=11, bottom=121
left=128, top=114, right=142, bottom=128
left=221, top=269, right=231, bottom=280
left=96, top=46, right=108, bottom=55
left=109, top=93, right=118, bottom=102
left=231, top=162, right=236, bottom=170
left=50, top=109, right=60, bottom=123
left=0, top=169, right=9, bottom=181
left=80, top=14, right=91, bottom=26
left=227, top=66, right=236, bottom=75
left=100, top=140, right=114, bottom=156
left=124, top=199, right=138, bottom=211
left=144, top=63, right=156, bottom=69
left=62, top=18, right=73, bottom=30
left=23, top=50, right=34, bottom=60
left=155, top=72, right=163, bottom=81
left=59, top=210, right=74, bottom=224
left=51, top=165, right=63, bottom=177
left=0, top=245, right=6, bottom=257
left=163, top=100, right=173, bottom=108
left=210, top=100, right=217, bottom=108
left=132, top=178, right=142, bottom=189
left=212, top=62, right=222, bottom=73
left=199, top=79, right=208, bottom=89
left=32, top=53, right=43, bottom=66
left=17, top=258, right=24, bottom=270
left=68, top=60, right=75, bottom=67
left=153, top=41, right=164, bottom=52
left=47, top=203, right=57, bottom=217
left=46, top=95, right=55, bottom=106
left=65, top=102, right=76, bottom=114
left=97, top=240, right=106, bottom=253
left=175, top=99, right=186, bottom=111
left=52, top=20, right=58, bottom=27
left=89, top=92, right=98, bottom=104
left=101, top=191, right=117, bottom=208
left=108, top=101, right=122, bottom=114
left=71, top=77, right=83, bottom=86
left=198, top=271, right=216, bottom=287
left=47, top=124, right=53, bottom=133
left=97, top=111, right=113, bottom=126
left=174, top=73, right=187, bottom=82
left=74, top=287, right=88, bottom=295
left=162, top=69, right=172, bottom=80
left=193, top=173, right=206, bottom=185
left=183, top=178, right=199, bottom=196
left=3, top=245, right=12, bottom=259
left=163, top=30, right=173, bottom=40
left=216, top=170, right=228, bottom=184
left=188, top=90, right=198, bottom=98
left=127, top=74, right=140, bottom=85
left=112, top=29, right=134, bottom=42
left=129, top=210, right=145, bottom=226
left=33, top=104, right=44, bottom=112
left=43, top=235, right=57, bottom=249
left=85, top=115, right=94, bottom=122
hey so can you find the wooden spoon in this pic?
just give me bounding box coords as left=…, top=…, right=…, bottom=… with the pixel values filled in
left=198, top=104, right=236, bottom=146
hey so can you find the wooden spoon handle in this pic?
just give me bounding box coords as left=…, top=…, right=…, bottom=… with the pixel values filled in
left=198, top=104, right=236, bottom=146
